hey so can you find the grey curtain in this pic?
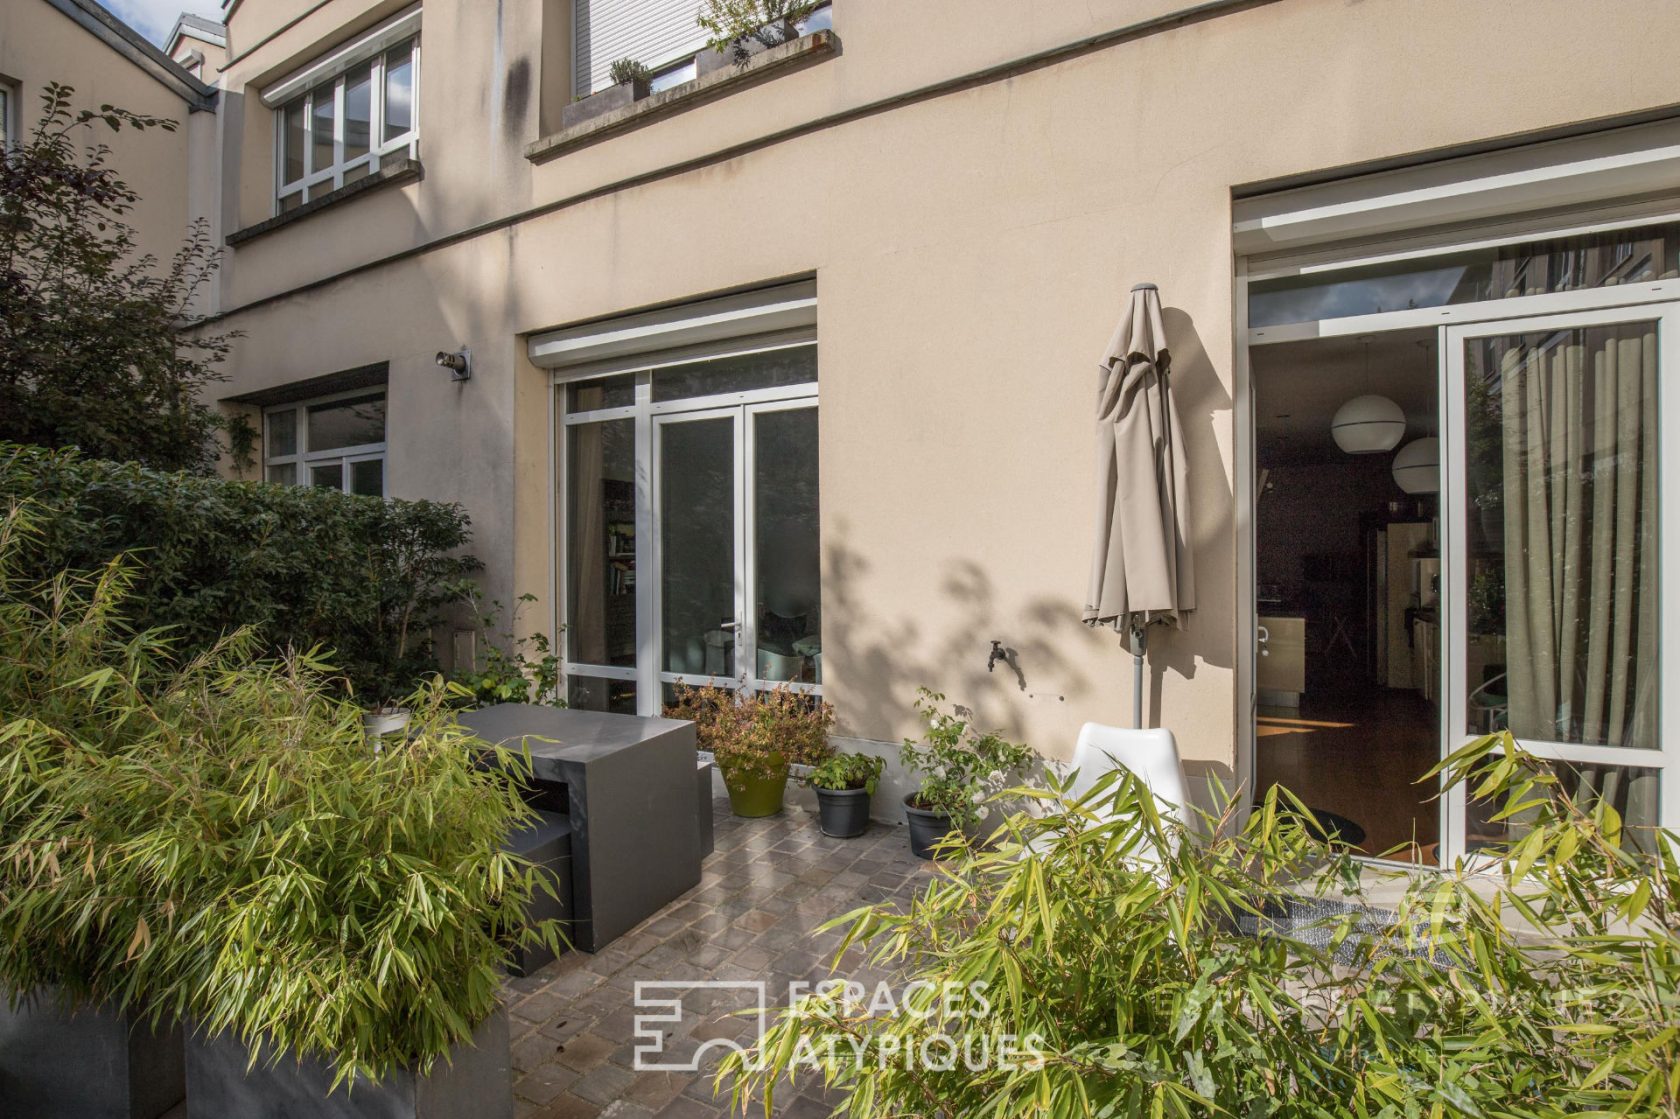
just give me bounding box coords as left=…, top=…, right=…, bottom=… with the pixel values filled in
left=1499, top=322, right=1658, bottom=828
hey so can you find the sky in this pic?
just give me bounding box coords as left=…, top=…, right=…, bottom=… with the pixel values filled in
left=102, top=0, right=222, bottom=47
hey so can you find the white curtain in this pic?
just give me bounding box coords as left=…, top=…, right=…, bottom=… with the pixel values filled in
left=1498, top=322, right=1658, bottom=828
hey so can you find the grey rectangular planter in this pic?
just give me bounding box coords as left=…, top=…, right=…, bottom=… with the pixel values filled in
left=559, top=78, right=649, bottom=130
left=185, top=1007, right=511, bottom=1119
left=0, top=987, right=184, bottom=1119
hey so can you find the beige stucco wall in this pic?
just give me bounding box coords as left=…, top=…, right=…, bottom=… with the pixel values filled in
left=0, top=1, right=203, bottom=270
left=203, top=0, right=1680, bottom=770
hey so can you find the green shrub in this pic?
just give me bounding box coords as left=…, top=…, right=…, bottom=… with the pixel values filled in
left=0, top=514, right=552, bottom=1085
left=726, top=736, right=1680, bottom=1117
left=899, top=688, right=1033, bottom=829
left=607, top=58, right=651, bottom=85
left=449, top=592, right=562, bottom=708
left=803, top=752, right=883, bottom=794
left=0, top=443, right=479, bottom=706
left=665, top=683, right=833, bottom=790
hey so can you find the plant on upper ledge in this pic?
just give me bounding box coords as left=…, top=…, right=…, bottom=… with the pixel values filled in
left=607, top=58, right=651, bottom=86
left=698, top=0, right=824, bottom=68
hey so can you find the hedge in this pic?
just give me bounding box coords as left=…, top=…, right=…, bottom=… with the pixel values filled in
left=0, top=443, right=479, bottom=704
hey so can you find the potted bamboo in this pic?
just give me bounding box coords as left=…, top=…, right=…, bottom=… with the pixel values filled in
left=667, top=684, right=833, bottom=818
left=0, top=543, right=556, bottom=1119
left=898, top=689, right=1033, bottom=859
left=802, top=752, right=883, bottom=838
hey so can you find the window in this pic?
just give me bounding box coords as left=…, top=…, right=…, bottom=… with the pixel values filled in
left=573, top=0, right=829, bottom=96
left=0, top=82, right=15, bottom=149
left=274, top=35, right=418, bottom=213
left=264, top=391, right=387, bottom=496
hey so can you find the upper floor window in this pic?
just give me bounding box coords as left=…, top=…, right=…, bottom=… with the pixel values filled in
left=265, top=391, right=387, bottom=496
left=268, top=11, right=420, bottom=214
left=572, top=1, right=829, bottom=97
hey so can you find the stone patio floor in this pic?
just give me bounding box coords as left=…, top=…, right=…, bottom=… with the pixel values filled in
left=502, top=798, right=936, bottom=1119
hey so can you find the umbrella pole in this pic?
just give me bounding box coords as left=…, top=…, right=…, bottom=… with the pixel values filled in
left=1130, top=621, right=1146, bottom=729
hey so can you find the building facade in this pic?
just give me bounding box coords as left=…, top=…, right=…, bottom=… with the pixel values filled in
left=22, top=0, right=1680, bottom=856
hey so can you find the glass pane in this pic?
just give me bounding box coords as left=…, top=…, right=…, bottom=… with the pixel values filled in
left=279, top=192, right=303, bottom=212
left=649, top=59, right=696, bottom=94
left=349, top=458, right=384, bottom=496
left=344, top=62, right=372, bottom=160
left=753, top=408, right=820, bottom=683
left=1251, top=222, right=1680, bottom=328
left=567, top=676, right=637, bottom=715
left=384, top=41, right=414, bottom=142
left=567, top=419, right=637, bottom=668
left=660, top=418, right=736, bottom=677
left=266, top=408, right=297, bottom=457
left=310, top=89, right=335, bottom=174
left=281, top=99, right=305, bottom=184
left=1467, top=759, right=1659, bottom=855
left=310, top=462, right=344, bottom=490
left=343, top=161, right=371, bottom=187
left=266, top=462, right=297, bottom=486
left=307, top=393, right=386, bottom=451
left=1462, top=321, right=1658, bottom=749
left=651, top=346, right=817, bottom=403
left=567, top=375, right=637, bottom=413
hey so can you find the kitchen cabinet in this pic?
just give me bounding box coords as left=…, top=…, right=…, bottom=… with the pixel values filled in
left=1257, top=615, right=1306, bottom=707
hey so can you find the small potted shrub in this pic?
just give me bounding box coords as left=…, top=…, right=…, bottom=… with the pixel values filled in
left=561, top=57, right=653, bottom=130
left=898, top=689, right=1033, bottom=859
left=803, top=752, right=883, bottom=838
left=697, top=0, right=826, bottom=74
left=667, top=684, right=832, bottom=818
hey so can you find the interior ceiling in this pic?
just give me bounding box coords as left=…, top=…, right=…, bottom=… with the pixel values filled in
left=1253, top=327, right=1438, bottom=465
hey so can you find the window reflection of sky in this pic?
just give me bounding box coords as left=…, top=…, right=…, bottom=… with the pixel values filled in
left=1250, top=266, right=1468, bottom=327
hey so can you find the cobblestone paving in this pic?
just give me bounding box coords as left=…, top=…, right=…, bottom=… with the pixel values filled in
left=503, top=799, right=935, bottom=1118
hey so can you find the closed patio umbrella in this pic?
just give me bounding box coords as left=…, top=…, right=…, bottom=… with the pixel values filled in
left=1083, top=282, right=1195, bottom=728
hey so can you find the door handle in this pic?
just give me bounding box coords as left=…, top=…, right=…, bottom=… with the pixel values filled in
left=1257, top=625, right=1270, bottom=657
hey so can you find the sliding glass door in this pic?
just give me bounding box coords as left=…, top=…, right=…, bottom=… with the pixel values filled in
left=1442, top=304, right=1680, bottom=860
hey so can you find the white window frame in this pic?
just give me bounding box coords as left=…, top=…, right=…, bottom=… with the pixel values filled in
left=557, top=341, right=820, bottom=717
left=273, top=34, right=420, bottom=214
left=0, top=82, right=16, bottom=150
left=1237, top=206, right=1680, bottom=868
left=264, top=388, right=388, bottom=497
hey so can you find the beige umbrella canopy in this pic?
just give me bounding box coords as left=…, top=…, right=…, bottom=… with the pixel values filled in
left=1083, top=282, right=1195, bottom=726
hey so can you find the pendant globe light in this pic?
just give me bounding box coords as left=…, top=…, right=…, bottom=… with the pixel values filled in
left=1330, top=336, right=1405, bottom=454
left=1392, top=437, right=1440, bottom=494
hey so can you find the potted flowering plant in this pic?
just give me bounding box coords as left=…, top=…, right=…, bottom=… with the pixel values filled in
left=802, top=752, right=883, bottom=838
left=666, top=684, right=832, bottom=817
left=898, top=689, right=1033, bottom=859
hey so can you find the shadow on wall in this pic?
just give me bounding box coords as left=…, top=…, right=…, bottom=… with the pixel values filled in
left=823, top=526, right=1096, bottom=751
left=1143, top=306, right=1236, bottom=723
left=823, top=302, right=1236, bottom=764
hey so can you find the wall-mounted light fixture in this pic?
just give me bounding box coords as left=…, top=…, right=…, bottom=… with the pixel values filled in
left=435, top=349, right=472, bottom=382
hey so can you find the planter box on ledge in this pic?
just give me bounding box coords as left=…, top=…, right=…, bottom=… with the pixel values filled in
left=560, top=78, right=650, bottom=130
left=185, top=1007, right=511, bottom=1119
left=0, top=987, right=184, bottom=1119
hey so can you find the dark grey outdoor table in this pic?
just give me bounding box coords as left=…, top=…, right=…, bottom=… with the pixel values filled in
left=458, top=704, right=701, bottom=953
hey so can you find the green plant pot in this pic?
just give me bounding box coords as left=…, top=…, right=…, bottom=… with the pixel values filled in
left=722, top=758, right=789, bottom=818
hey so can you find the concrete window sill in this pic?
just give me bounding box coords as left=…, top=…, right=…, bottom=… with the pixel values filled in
left=226, top=157, right=424, bottom=247
left=525, top=30, right=838, bottom=165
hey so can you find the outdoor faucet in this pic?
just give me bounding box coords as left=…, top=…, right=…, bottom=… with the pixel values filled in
left=987, top=640, right=1006, bottom=673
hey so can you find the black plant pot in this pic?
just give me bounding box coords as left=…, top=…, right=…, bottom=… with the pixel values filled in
left=815, top=786, right=871, bottom=838
left=0, top=986, right=184, bottom=1119
left=185, top=1007, right=511, bottom=1119
left=560, top=78, right=651, bottom=130
left=903, top=795, right=957, bottom=860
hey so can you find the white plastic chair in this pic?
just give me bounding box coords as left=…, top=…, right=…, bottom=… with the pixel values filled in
left=1038, top=723, right=1193, bottom=862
